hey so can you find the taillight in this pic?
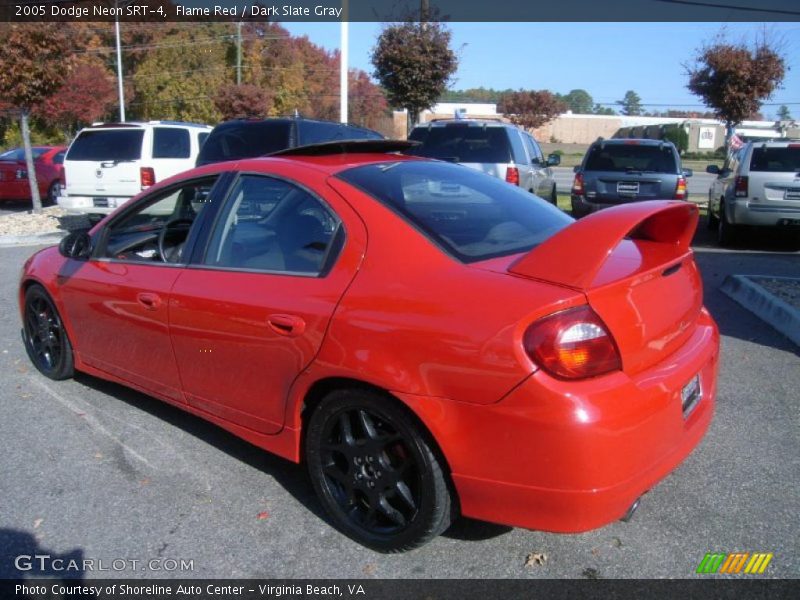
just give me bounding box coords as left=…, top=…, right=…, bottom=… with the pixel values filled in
left=734, top=176, right=748, bottom=198
left=571, top=172, right=584, bottom=195
left=140, top=167, right=155, bottom=189
left=505, top=166, right=520, bottom=186
left=674, top=176, right=687, bottom=200
left=523, top=305, right=621, bottom=379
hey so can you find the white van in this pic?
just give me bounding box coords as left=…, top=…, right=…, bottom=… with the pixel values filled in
left=58, top=121, right=211, bottom=219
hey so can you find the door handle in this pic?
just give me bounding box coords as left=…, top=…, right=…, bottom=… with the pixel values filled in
left=136, top=292, right=162, bottom=311
left=267, top=314, right=306, bottom=337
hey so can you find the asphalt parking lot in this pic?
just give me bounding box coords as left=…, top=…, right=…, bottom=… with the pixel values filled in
left=0, top=225, right=797, bottom=580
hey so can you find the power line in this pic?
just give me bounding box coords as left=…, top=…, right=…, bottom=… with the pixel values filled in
left=650, top=0, right=800, bottom=17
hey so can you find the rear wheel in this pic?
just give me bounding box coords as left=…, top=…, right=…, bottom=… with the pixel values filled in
left=46, top=181, right=61, bottom=207
left=22, top=285, right=74, bottom=380
left=717, top=200, right=739, bottom=246
left=306, top=389, right=455, bottom=552
left=706, top=198, right=719, bottom=230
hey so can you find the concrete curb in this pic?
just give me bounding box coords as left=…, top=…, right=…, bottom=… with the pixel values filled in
left=0, top=231, right=66, bottom=247
left=720, top=275, right=800, bottom=348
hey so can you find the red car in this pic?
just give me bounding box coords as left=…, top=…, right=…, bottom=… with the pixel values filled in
left=0, top=146, right=66, bottom=205
left=19, top=141, right=719, bottom=552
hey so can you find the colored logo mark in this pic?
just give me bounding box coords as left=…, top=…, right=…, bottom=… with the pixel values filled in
left=696, top=552, right=774, bottom=574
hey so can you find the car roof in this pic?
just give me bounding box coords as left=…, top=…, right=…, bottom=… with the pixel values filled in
left=414, top=118, right=510, bottom=128
left=594, top=138, right=675, bottom=147
left=84, top=121, right=211, bottom=130
left=746, top=139, right=800, bottom=147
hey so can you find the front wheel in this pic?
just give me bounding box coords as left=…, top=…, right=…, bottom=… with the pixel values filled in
left=306, top=389, right=455, bottom=552
left=22, top=285, right=74, bottom=380
left=46, top=181, right=62, bottom=206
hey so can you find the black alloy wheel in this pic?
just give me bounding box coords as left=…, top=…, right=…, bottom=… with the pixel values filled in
left=306, top=389, right=454, bottom=552
left=22, top=285, right=74, bottom=380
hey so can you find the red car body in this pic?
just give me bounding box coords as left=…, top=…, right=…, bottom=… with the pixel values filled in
left=0, top=146, right=66, bottom=203
left=19, top=148, right=718, bottom=541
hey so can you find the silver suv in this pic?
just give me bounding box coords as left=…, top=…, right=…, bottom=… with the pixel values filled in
left=406, top=119, right=561, bottom=204
left=707, top=140, right=800, bottom=245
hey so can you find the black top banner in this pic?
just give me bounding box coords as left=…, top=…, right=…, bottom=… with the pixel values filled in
left=1, top=0, right=799, bottom=22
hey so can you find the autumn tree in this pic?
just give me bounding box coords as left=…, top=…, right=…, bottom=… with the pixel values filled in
left=562, top=89, right=594, bottom=114
left=497, top=90, right=567, bottom=129
left=36, top=57, right=117, bottom=140
left=347, top=70, right=388, bottom=130
left=213, top=84, right=273, bottom=120
left=686, top=35, right=785, bottom=143
left=371, top=21, right=457, bottom=128
left=616, top=90, right=643, bottom=116
left=0, top=24, right=69, bottom=213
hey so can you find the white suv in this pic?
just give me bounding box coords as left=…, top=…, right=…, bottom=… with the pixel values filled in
left=59, top=121, right=211, bottom=219
left=707, top=139, right=800, bottom=245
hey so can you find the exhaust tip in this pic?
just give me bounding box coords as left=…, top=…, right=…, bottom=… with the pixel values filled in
left=620, top=497, right=642, bottom=523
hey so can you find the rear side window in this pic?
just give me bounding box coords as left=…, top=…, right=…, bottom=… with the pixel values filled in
left=67, top=130, right=145, bottom=161
left=584, top=144, right=677, bottom=173
left=407, top=125, right=512, bottom=163
left=197, top=121, right=293, bottom=164
left=53, top=151, right=66, bottom=164
left=507, top=130, right=529, bottom=164
left=749, top=147, right=800, bottom=172
left=153, top=128, right=191, bottom=159
left=338, top=161, right=571, bottom=263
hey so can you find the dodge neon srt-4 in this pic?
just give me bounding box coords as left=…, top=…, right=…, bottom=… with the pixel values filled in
left=20, top=140, right=719, bottom=552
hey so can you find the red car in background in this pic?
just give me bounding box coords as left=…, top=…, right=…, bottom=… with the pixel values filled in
left=0, top=146, right=66, bottom=205
left=19, top=141, right=719, bottom=552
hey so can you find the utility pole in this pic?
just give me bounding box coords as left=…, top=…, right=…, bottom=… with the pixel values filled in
left=340, top=0, right=348, bottom=123
left=115, top=8, right=125, bottom=121
left=236, top=22, right=242, bottom=85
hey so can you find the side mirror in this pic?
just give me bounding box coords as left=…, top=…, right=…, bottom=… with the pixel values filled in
left=682, top=168, right=693, bottom=178
left=705, top=165, right=720, bottom=175
left=59, top=230, right=93, bottom=260
left=573, top=165, right=580, bottom=173
left=546, top=153, right=561, bottom=167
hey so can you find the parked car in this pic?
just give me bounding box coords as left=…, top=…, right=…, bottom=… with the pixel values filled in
left=406, top=119, right=561, bottom=204
left=22, top=140, right=718, bottom=552
left=0, top=146, right=66, bottom=205
left=58, top=121, right=212, bottom=220
left=195, top=116, right=384, bottom=167
left=706, top=139, right=800, bottom=245
left=571, top=138, right=692, bottom=218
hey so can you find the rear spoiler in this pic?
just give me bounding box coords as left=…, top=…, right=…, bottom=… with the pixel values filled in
left=509, top=201, right=698, bottom=291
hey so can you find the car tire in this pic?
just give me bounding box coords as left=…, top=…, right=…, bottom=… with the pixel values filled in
left=550, top=186, right=558, bottom=206
left=706, top=199, right=719, bottom=230
left=46, top=181, right=61, bottom=207
left=717, top=200, right=738, bottom=246
left=306, top=388, right=455, bottom=552
left=22, top=285, right=75, bottom=380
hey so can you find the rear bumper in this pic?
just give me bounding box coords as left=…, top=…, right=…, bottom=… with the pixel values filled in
left=419, top=309, right=719, bottom=533
left=57, top=195, right=132, bottom=215
left=571, top=194, right=656, bottom=218
left=729, top=199, right=800, bottom=227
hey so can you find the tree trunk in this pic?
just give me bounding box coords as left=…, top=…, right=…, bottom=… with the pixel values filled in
left=20, top=110, right=43, bottom=214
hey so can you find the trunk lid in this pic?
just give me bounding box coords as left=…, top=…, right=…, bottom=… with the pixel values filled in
left=507, top=201, right=702, bottom=375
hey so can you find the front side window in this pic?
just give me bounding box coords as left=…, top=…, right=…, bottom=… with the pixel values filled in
left=67, top=129, right=145, bottom=161
left=101, top=176, right=218, bottom=263
left=204, top=175, right=340, bottom=275
left=338, top=160, right=572, bottom=263
left=153, top=128, right=191, bottom=159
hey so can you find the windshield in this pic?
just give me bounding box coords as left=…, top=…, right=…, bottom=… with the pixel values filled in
left=749, top=147, right=800, bottom=172
left=584, top=143, right=678, bottom=173
left=67, top=130, right=144, bottom=161
left=338, top=160, right=572, bottom=263
left=407, top=125, right=512, bottom=163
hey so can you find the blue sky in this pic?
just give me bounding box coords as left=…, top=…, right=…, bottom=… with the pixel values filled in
left=283, top=22, right=800, bottom=120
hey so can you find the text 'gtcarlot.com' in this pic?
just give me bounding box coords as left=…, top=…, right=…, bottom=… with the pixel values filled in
left=14, top=554, right=194, bottom=572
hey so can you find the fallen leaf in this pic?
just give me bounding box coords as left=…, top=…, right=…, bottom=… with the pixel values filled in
left=362, top=563, right=377, bottom=576
left=524, top=552, right=547, bottom=567
left=612, top=537, right=623, bottom=548
left=256, top=511, right=269, bottom=520
left=33, top=519, right=43, bottom=529
left=16, top=365, right=28, bottom=374
left=591, top=548, right=600, bottom=556
left=582, top=567, right=601, bottom=579
left=140, top=478, right=150, bottom=486
left=94, top=453, right=103, bottom=459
